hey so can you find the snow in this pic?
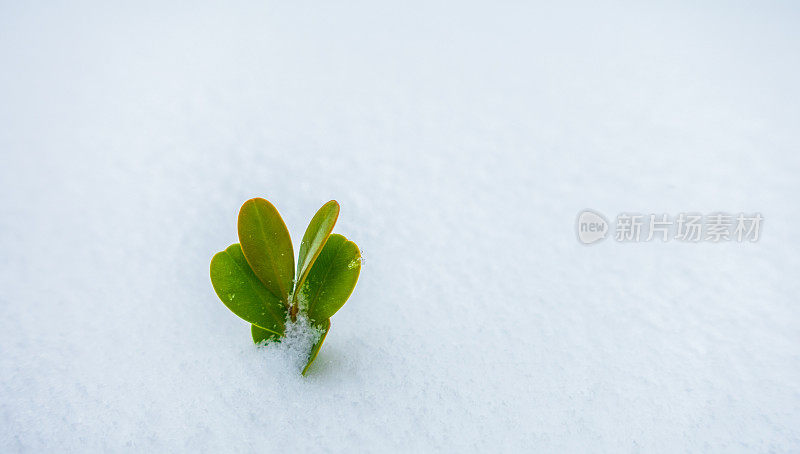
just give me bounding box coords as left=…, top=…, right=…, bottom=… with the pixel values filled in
left=265, top=314, right=324, bottom=374
left=1, top=0, right=799, bottom=451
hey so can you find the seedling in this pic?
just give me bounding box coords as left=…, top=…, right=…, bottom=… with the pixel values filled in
left=210, top=198, right=361, bottom=375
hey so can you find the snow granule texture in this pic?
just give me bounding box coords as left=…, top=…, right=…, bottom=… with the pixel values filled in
left=1, top=1, right=799, bottom=452
left=260, top=314, right=324, bottom=374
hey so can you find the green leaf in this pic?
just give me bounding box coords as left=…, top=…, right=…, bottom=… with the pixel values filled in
left=237, top=198, right=294, bottom=304
left=210, top=244, right=286, bottom=336
left=302, top=319, right=331, bottom=376
left=301, top=234, right=361, bottom=324
left=251, top=324, right=279, bottom=344
left=293, top=200, right=339, bottom=306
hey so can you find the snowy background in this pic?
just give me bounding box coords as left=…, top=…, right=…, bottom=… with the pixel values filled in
left=1, top=1, right=799, bottom=452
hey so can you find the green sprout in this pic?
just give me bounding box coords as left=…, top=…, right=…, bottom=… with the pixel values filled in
left=210, top=198, right=361, bottom=375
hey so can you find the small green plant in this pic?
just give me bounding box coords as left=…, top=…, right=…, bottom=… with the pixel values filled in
left=210, top=198, right=361, bottom=375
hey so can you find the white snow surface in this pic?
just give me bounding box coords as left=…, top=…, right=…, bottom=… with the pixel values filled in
left=266, top=314, right=325, bottom=375
left=1, top=1, right=799, bottom=452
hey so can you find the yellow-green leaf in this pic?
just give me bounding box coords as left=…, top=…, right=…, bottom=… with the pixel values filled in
left=302, top=319, right=331, bottom=376
left=210, top=244, right=286, bottom=336
left=302, top=234, right=361, bottom=324
left=251, top=324, right=280, bottom=344
left=237, top=198, right=294, bottom=304
left=293, top=200, right=339, bottom=306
